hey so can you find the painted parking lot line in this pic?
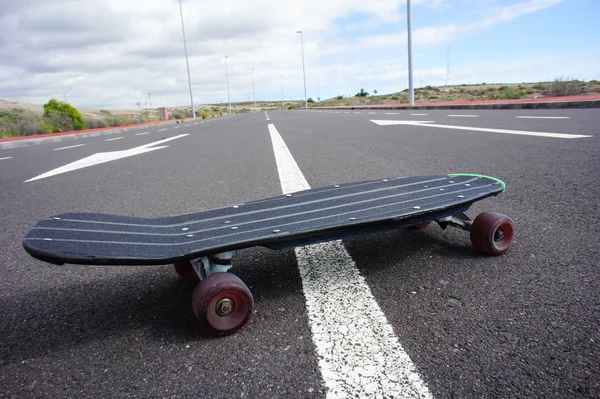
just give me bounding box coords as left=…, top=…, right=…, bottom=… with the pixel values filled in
left=268, top=123, right=431, bottom=399
left=53, top=144, right=86, bottom=151
left=516, top=116, right=570, bottom=119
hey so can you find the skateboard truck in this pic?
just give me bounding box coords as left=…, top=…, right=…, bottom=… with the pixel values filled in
left=190, top=251, right=235, bottom=280
left=436, top=213, right=473, bottom=231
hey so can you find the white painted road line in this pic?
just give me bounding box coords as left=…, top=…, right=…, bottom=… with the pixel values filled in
left=354, top=112, right=362, bottom=114
left=516, top=116, right=570, bottom=119
left=368, top=112, right=378, bottom=115
left=173, top=126, right=180, bottom=129
left=0, top=156, right=13, bottom=160
left=25, top=134, right=189, bottom=182
left=135, top=132, right=150, bottom=136
left=158, top=128, right=167, bottom=131
left=410, top=113, right=428, bottom=116
left=371, top=120, right=592, bottom=139
left=267, top=123, right=431, bottom=399
left=266, top=118, right=271, bottom=121
left=106, top=137, right=124, bottom=142
left=386, top=113, right=399, bottom=115
left=344, top=112, right=350, bottom=114
left=193, top=122, right=199, bottom=125
left=53, top=144, right=86, bottom=151
left=448, top=114, right=479, bottom=117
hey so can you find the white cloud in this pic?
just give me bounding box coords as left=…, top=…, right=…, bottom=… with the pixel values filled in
left=0, top=0, right=593, bottom=109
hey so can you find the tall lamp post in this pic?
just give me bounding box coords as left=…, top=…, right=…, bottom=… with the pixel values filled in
left=280, top=75, right=284, bottom=109
left=407, top=0, right=414, bottom=106
left=251, top=68, right=257, bottom=111
left=296, top=30, right=308, bottom=108
left=225, top=56, right=232, bottom=114
left=178, top=0, right=195, bottom=119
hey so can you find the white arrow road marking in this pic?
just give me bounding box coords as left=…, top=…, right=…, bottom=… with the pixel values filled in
left=25, top=134, right=189, bottom=182
left=268, top=123, right=431, bottom=399
left=53, top=144, right=85, bottom=151
left=371, top=120, right=592, bottom=139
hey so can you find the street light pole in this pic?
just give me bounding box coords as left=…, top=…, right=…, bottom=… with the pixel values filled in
left=317, top=78, right=320, bottom=102
left=251, top=68, right=256, bottom=111
left=178, top=0, right=195, bottom=119
left=280, top=75, right=284, bottom=109
left=225, top=56, right=232, bottom=114
left=296, top=31, right=308, bottom=108
left=407, top=0, right=414, bottom=106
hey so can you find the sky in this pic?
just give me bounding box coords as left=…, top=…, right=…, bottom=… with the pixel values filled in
left=0, top=0, right=598, bottom=109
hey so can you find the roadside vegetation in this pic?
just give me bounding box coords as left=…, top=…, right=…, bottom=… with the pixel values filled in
left=315, top=78, right=599, bottom=107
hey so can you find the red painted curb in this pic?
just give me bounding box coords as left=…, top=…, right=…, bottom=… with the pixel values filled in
left=0, top=118, right=190, bottom=143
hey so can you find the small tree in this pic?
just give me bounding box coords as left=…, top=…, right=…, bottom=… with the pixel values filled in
left=307, top=97, right=315, bottom=103
left=355, top=88, right=369, bottom=97
left=43, top=98, right=86, bottom=132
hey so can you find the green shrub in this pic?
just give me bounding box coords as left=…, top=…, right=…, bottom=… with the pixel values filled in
left=43, top=98, right=86, bottom=132
left=526, top=89, right=535, bottom=94
left=487, top=87, right=497, bottom=92
left=200, top=112, right=209, bottom=119
left=83, top=118, right=108, bottom=129
left=589, top=80, right=599, bottom=84
left=391, top=96, right=399, bottom=100
left=499, top=86, right=510, bottom=91
left=99, top=109, right=111, bottom=115
left=307, top=97, right=315, bottom=103
left=532, top=84, right=547, bottom=90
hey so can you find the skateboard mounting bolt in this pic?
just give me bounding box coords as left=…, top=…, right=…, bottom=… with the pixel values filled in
left=334, top=185, right=340, bottom=188
left=286, top=194, right=292, bottom=197
left=43, top=238, right=53, bottom=241
left=224, top=221, right=231, bottom=224
left=350, top=217, right=356, bottom=221
left=465, top=184, right=471, bottom=187
left=231, top=227, right=239, bottom=230
left=383, top=179, right=388, bottom=182
left=182, top=227, right=189, bottom=231
left=52, top=217, right=62, bottom=220
left=439, top=188, right=445, bottom=191
left=216, top=298, right=236, bottom=317
left=413, top=206, right=421, bottom=209
left=449, top=181, right=454, bottom=183
left=424, top=185, right=429, bottom=188
left=273, top=229, right=281, bottom=233
left=186, top=234, right=194, bottom=237
left=233, top=205, right=239, bottom=209
left=458, top=195, right=464, bottom=198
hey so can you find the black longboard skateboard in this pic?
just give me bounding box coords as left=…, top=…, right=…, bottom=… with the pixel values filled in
left=23, top=174, right=515, bottom=336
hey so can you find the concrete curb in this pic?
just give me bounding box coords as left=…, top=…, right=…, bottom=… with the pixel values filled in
left=0, top=118, right=198, bottom=150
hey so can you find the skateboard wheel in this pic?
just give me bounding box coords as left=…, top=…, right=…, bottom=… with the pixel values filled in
left=470, top=212, right=514, bottom=255
left=192, top=272, right=253, bottom=336
left=173, top=260, right=199, bottom=281
left=411, top=222, right=431, bottom=229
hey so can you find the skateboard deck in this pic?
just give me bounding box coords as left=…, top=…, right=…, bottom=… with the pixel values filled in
left=23, top=174, right=505, bottom=266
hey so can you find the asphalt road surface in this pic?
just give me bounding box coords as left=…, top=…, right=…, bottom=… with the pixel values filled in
left=1, top=109, right=599, bottom=398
